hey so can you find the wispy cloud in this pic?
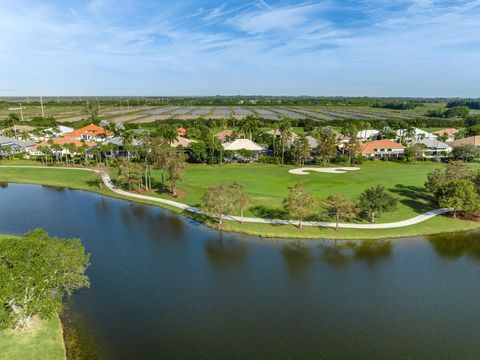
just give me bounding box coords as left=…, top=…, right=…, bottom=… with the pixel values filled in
left=0, top=0, right=479, bottom=96
left=229, top=3, right=324, bottom=34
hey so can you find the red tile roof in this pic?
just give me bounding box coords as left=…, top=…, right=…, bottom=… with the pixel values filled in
left=177, top=127, right=187, bottom=136
left=360, top=139, right=404, bottom=155
left=64, top=124, right=112, bottom=139
left=215, top=130, right=234, bottom=142
left=30, top=137, right=96, bottom=151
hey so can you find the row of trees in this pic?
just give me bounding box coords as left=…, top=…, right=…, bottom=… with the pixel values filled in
left=284, top=184, right=397, bottom=229
left=200, top=182, right=397, bottom=230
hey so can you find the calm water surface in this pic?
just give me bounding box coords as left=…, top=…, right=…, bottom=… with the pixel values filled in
left=1, top=184, right=480, bottom=359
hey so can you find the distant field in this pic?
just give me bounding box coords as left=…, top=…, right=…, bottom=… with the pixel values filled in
left=0, top=101, right=450, bottom=125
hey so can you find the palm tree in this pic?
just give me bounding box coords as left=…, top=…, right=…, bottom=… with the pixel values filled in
left=239, top=116, right=260, bottom=140
left=271, top=123, right=279, bottom=157
left=279, top=121, right=292, bottom=166
left=66, top=143, right=77, bottom=164
left=163, top=127, right=178, bottom=145
left=3, top=145, right=13, bottom=160
left=122, top=130, right=134, bottom=159
left=51, top=143, right=62, bottom=163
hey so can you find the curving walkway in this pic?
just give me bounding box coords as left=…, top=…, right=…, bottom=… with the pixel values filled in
left=0, top=165, right=452, bottom=229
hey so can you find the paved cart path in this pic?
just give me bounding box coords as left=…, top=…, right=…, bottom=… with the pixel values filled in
left=0, top=166, right=452, bottom=229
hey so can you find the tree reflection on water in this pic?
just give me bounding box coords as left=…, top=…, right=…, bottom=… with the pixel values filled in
left=204, top=235, right=247, bottom=268
left=281, top=239, right=393, bottom=273
left=428, top=231, right=480, bottom=261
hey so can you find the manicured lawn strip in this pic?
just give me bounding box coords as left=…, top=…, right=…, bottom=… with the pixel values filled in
left=0, top=234, right=66, bottom=360
left=217, top=214, right=480, bottom=240
left=2, top=163, right=480, bottom=239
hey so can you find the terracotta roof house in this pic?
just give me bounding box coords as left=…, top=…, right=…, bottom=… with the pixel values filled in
left=360, top=139, right=405, bottom=159
left=28, top=137, right=96, bottom=156
left=64, top=124, right=113, bottom=142
left=433, top=128, right=459, bottom=142
left=215, top=130, right=235, bottom=142
left=177, top=127, right=187, bottom=137
left=450, top=136, right=480, bottom=148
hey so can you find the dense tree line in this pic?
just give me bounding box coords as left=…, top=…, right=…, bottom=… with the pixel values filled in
left=446, top=99, right=480, bottom=110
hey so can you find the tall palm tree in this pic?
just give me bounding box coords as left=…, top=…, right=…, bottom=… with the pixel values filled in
left=121, top=130, right=134, bottom=159
left=279, top=121, right=292, bottom=166
left=271, top=122, right=279, bottom=157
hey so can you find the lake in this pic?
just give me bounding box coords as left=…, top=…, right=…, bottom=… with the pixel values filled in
left=1, top=183, right=480, bottom=359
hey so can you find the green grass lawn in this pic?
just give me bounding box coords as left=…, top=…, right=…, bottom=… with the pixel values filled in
left=128, top=161, right=478, bottom=224
left=2, top=160, right=480, bottom=239
left=0, top=233, right=66, bottom=360
left=0, top=316, right=66, bottom=360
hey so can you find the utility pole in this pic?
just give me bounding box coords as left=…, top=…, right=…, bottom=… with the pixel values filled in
left=40, top=96, right=45, bottom=118
left=19, top=103, right=24, bottom=122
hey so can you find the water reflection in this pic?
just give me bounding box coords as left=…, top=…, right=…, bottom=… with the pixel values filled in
left=0, top=182, right=8, bottom=188
left=348, top=240, right=393, bottom=264
left=318, top=241, right=351, bottom=268
left=204, top=235, right=247, bottom=268
left=428, top=231, right=480, bottom=261
left=280, top=239, right=393, bottom=277
left=282, top=241, right=314, bottom=275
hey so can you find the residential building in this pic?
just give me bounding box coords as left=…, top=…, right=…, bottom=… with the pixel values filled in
left=215, top=129, right=235, bottom=142
left=412, top=138, right=452, bottom=159
left=357, top=129, right=380, bottom=141
left=223, top=138, right=264, bottom=160
left=64, top=124, right=113, bottom=142
left=28, top=137, right=96, bottom=156
left=223, top=138, right=263, bottom=152
left=0, top=137, right=36, bottom=156
left=396, top=128, right=436, bottom=141
left=433, top=128, right=459, bottom=142
left=360, top=139, right=405, bottom=159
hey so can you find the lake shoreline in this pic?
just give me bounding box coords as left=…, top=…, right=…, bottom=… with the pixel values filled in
left=2, top=174, right=480, bottom=240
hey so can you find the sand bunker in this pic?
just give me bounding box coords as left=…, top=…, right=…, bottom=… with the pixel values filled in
left=289, top=167, right=360, bottom=175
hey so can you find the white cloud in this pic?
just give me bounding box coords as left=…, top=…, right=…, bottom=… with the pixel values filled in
left=229, top=3, right=323, bottom=34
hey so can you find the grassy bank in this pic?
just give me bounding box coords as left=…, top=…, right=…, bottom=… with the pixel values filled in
left=0, top=316, right=66, bottom=360
left=1, top=161, right=480, bottom=239
left=0, top=233, right=66, bottom=360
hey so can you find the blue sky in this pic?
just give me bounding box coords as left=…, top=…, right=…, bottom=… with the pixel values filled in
left=0, top=0, right=479, bottom=97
